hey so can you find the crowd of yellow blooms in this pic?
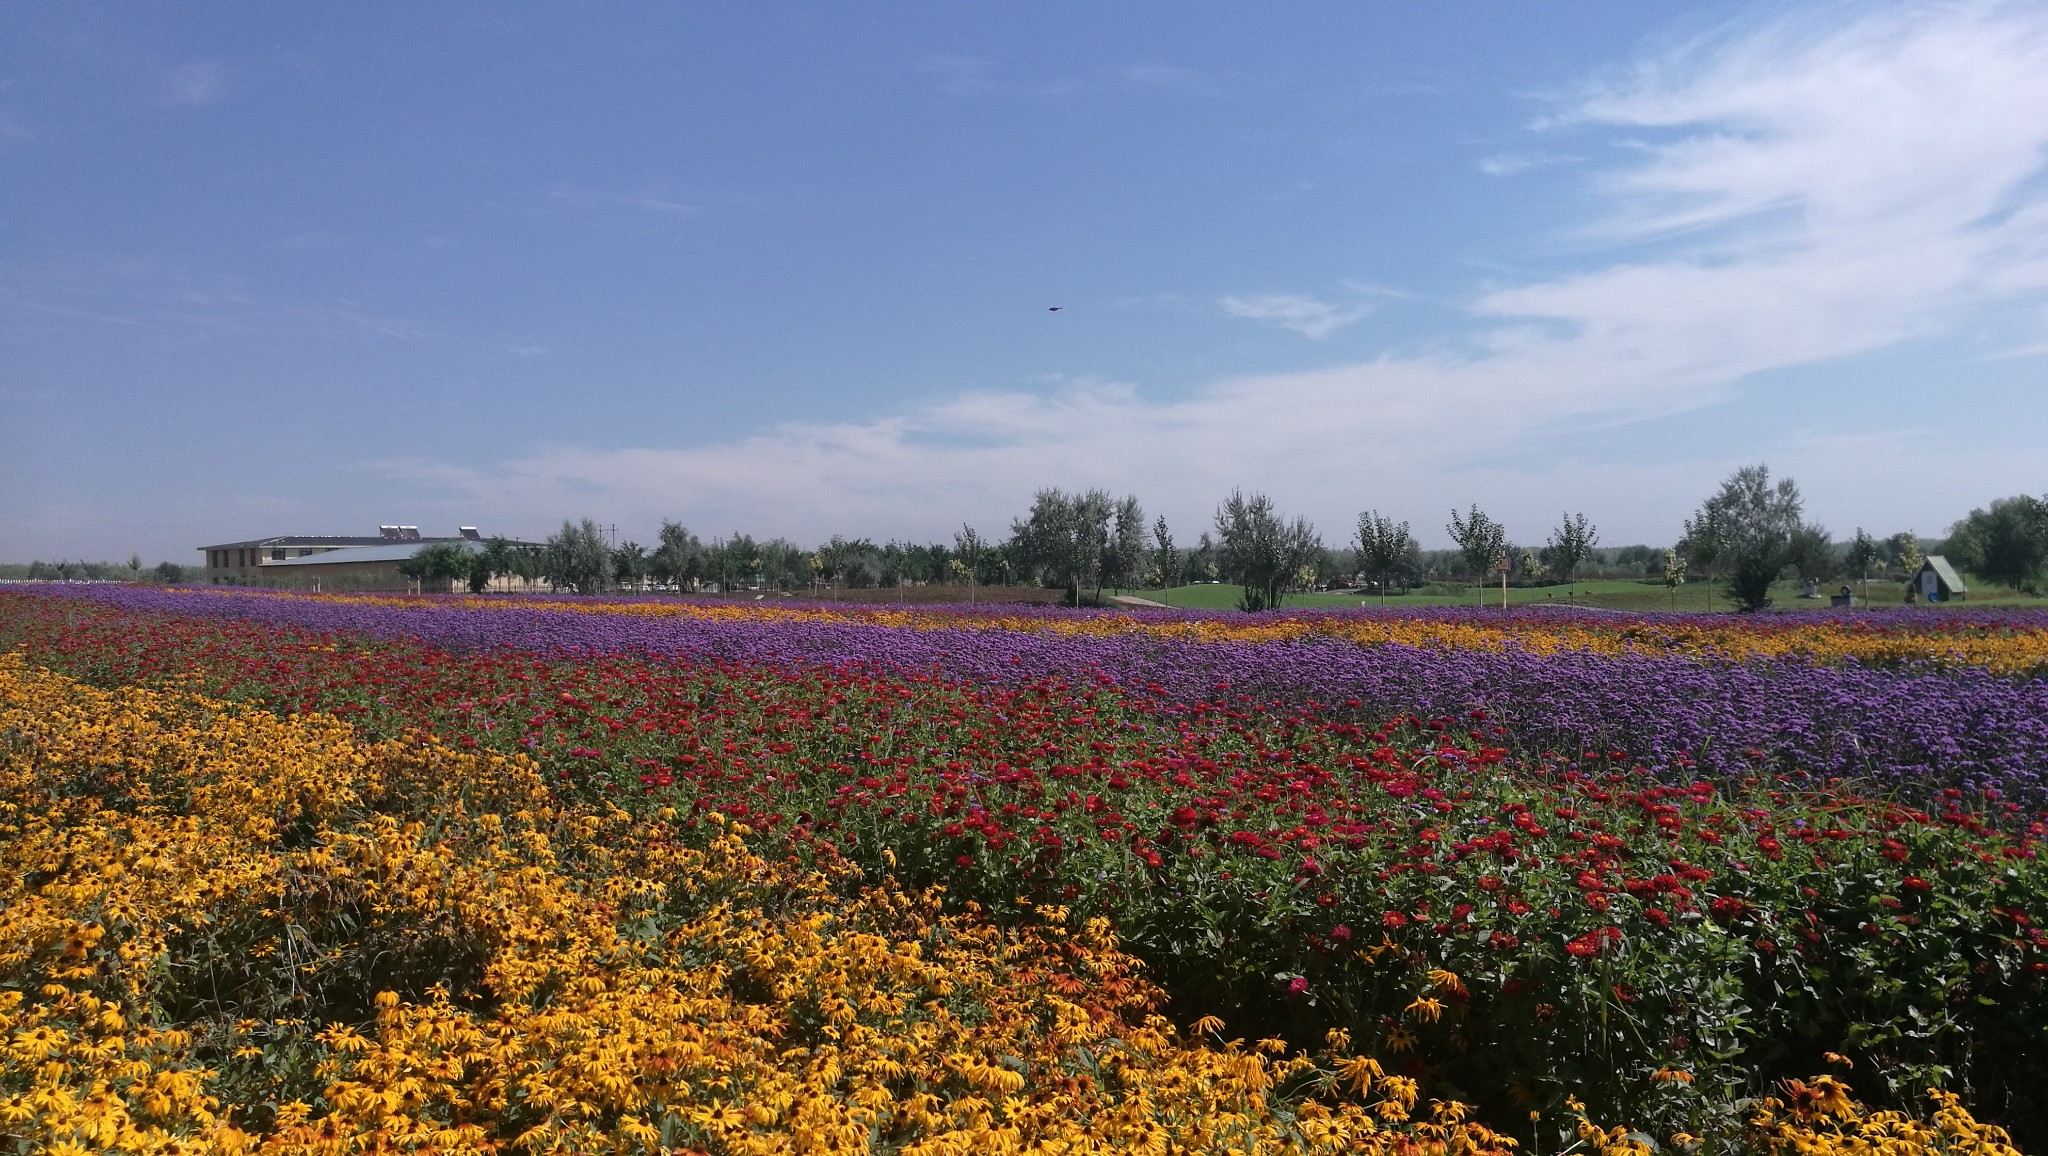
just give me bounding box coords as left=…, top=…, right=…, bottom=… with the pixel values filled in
left=0, top=653, right=2027, bottom=1154
left=169, top=587, right=2048, bottom=674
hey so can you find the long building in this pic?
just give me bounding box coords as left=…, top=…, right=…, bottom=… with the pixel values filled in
left=198, top=526, right=542, bottom=592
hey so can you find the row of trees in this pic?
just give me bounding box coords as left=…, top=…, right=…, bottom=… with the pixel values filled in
left=506, top=492, right=1614, bottom=610
left=3, top=557, right=187, bottom=583
left=405, top=465, right=2037, bottom=611
left=1945, top=495, right=2048, bottom=593
left=1671, top=467, right=2048, bottom=609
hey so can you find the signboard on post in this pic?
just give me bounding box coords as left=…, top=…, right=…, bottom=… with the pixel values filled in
left=1495, top=553, right=1510, bottom=610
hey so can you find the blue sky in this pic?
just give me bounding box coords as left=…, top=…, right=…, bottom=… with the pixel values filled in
left=5, top=2, right=2047, bottom=563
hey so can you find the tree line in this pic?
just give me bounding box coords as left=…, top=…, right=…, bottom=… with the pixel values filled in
left=458, top=463, right=2007, bottom=611
left=1, top=557, right=188, bottom=583
left=33, top=463, right=2013, bottom=609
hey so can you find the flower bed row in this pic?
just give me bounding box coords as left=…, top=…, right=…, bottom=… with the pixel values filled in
left=109, top=582, right=2048, bottom=672
left=27, top=586, right=2048, bottom=801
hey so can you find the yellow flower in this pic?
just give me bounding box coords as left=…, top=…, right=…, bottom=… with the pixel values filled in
left=1335, top=1055, right=1382, bottom=1095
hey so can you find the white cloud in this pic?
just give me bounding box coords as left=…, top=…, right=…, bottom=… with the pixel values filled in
left=1477, top=152, right=1577, bottom=176
left=1220, top=293, right=1374, bottom=339
left=423, top=1, right=2048, bottom=546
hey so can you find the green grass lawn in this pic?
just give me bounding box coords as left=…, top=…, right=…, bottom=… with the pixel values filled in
left=1141, top=577, right=2048, bottom=613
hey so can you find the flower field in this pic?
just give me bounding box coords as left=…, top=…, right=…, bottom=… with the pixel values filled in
left=2, top=586, right=2043, bottom=1154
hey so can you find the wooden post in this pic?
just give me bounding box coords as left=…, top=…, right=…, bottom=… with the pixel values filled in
left=1496, top=553, right=1510, bottom=610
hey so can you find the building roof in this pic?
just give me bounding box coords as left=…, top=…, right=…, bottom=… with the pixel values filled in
left=1921, top=554, right=1967, bottom=593
left=199, top=535, right=463, bottom=551
left=261, top=540, right=490, bottom=567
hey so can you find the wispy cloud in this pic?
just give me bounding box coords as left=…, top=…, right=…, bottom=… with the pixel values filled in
left=547, top=185, right=698, bottom=216
left=1116, top=62, right=1204, bottom=91
left=920, top=54, right=1206, bottom=100
left=162, top=61, right=226, bottom=107
left=1477, top=151, right=1577, bottom=177
left=1220, top=293, right=1374, bottom=339
left=0, top=256, right=433, bottom=344
left=919, top=54, right=999, bottom=94
left=389, top=3, right=2048, bottom=543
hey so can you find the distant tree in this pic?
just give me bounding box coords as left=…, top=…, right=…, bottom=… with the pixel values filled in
left=986, top=539, right=1022, bottom=588
left=1678, top=508, right=1726, bottom=599
left=1012, top=488, right=1114, bottom=606
left=399, top=542, right=475, bottom=592
left=150, top=561, right=187, bottom=584
left=508, top=539, right=545, bottom=587
left=1613, top=545, right=1657, bottom=575
left=957, top=530, right=1015, bottom=588
left=1845, top=528, right=1881, bottom=581
left=1787, top=524, right=1838, bottom=585
left=1661, top=548, right=1686, bottom=593
left=952, top=526, right=986, bottom=592
left=814, top=536, right=855, bottom=588
left=543, top=518, right=614, bottom=594
left=757, top=538, right=807, bottom=590
left=1398, top=537, right=1424, bottom=590
left=1446, top=505, right=1507, bottom=581
left=1188, top=532, right=1219, bottom=584
left=842, top=553, right=882, bottom=589
left=1889, top=531, right=1923, bottom=578
left=1843, top=528, right=1880, bottom=604
left=1945, top=495, right=2048, bottom=591
left=1103, top=495, right=1147, bottom=596
left=613, top=541, right=650, bottom=590
left=1542, top=512, right=1599, bottom=592
left=711, top=533, right=763, bottom=592
left=907, top=540, right=943, bottom=586
left=1149, top=517, right=1178, bottom=591
left=467, top=536, right=519, bottom=594
left=1684, top=465, right=1803, bottom=612
left=1214, top=489, right=1320, bottom=612
left=1352, top=510, right=1413, bottom=607
left=822, top=537, right=884, bottom=589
